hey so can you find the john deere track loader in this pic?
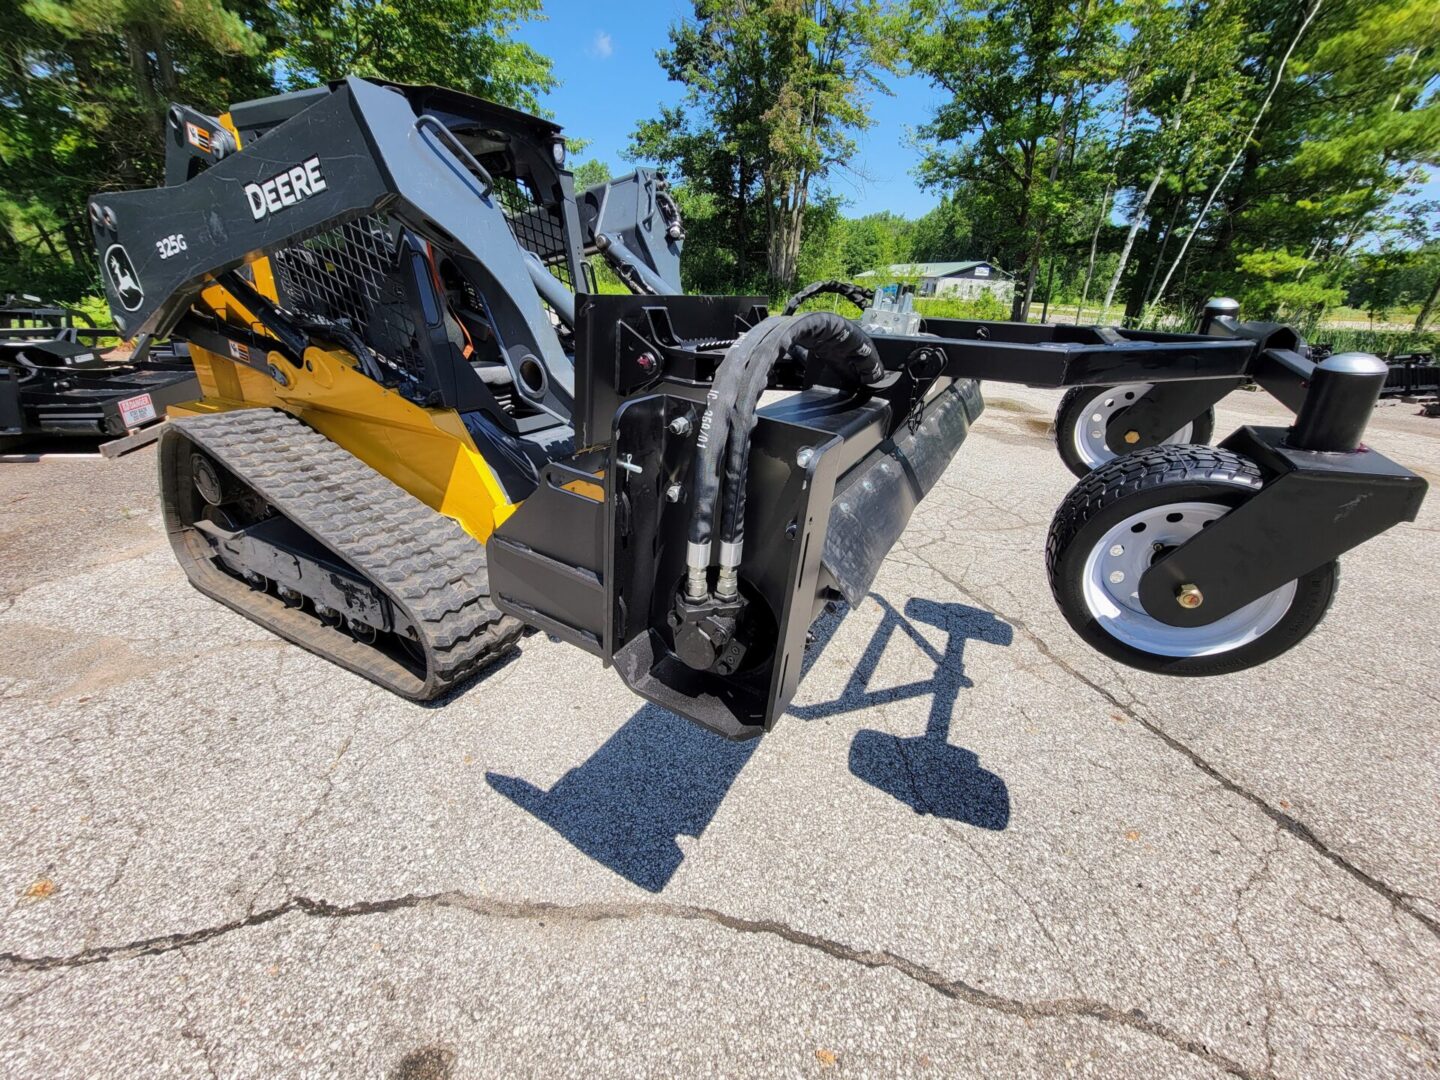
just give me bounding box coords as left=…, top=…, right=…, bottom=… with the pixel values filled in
left=90, top=78, right=1426, bottom=738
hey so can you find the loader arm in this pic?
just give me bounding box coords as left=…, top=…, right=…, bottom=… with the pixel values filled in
left=90, top=77, right=575, bottom=419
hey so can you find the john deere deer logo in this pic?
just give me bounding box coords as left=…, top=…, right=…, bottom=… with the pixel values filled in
left=104, top=244, right=144, bottom=312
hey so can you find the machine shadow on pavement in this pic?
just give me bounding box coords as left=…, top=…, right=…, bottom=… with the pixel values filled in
left=486, top=594, right=1012, bottom=891
left=487, top=704, right=758, bottom=892
left=791, top=596, right=1013, bottom=829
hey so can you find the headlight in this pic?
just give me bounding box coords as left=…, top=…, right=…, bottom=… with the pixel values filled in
left=552, top=139, right=566, bottom=167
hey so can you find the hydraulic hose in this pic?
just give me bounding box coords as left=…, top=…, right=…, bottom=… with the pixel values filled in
left=781, top=279, right=876, bottom=317
left=682, top=325, right=760, bottom=595
left=684, top=312, right=884, bottom=599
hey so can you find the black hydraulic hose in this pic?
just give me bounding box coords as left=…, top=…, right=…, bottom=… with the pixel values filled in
left=781, top=279, right=876, bottom=317
left=684, top=313, right=884, bottom=594
left=719, top=313, right=883, bottom=547
left=684, top=320, right=764, bottom=552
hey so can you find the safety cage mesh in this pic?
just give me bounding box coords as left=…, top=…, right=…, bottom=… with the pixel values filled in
left=493, top=176, right=573, bottom=288
left=268, top=214, right=426, bottom=387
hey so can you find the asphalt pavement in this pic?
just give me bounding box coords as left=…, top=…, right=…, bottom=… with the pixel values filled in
left=1, top=386, right=1436, bottom=1078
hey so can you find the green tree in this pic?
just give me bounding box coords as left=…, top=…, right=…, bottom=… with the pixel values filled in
left=908, top=198, right=972, bottom=262
left=632, top=0, right=899, bottom=291
left=274, top=0, right=555, bottom=111
left=1088, top=0, right=1255, bottom=320
left=910, top=0, right=1126, bottom=320
left=841, top=210, right=913, bottom=274
left=570, top=159, right=613, bottom=192
left=1141, top=0, right=1439, bottom=322
left=1, top=0, right=278, bottom=299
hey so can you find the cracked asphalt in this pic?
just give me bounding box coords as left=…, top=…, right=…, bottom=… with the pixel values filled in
left=1, top=386, right=1437, bottom=1079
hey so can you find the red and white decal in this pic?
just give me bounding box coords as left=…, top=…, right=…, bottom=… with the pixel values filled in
left=117, top=393, right=157, bottom=429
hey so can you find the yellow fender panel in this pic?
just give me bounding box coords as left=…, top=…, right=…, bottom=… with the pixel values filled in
left=173, top=340, right=517, bottom=543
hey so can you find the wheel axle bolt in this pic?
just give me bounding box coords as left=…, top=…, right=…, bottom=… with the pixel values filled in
left=668, top=416, right=691, bottom=436
left=1176, top=583, right=1204, bottom=609
left=1123, top=430, right=1140, bottom=445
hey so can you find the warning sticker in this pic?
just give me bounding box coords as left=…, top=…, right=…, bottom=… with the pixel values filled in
left=117, top=393, right=157, bottom=429
left=185, top=121, right=212, bottom=153
left=228, top=339, right=250, bottom=363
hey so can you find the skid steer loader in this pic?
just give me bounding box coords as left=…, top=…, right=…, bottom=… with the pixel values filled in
left=90, top=78, right=1426, bottom=739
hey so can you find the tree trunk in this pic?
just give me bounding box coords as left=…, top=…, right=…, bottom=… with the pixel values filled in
left=152, top=27, right=178, bottom=96
left=1150, top=0, right=1324, bottom=309
left=1017, top=90, right=1073, bottom=325
left=1008, top=201, right=1032, bottom=321
left=1140, top=190, right=1186, bottom=312
left=1416, top=270, right=1440, bottom=331
left=125, top=32, right=164, bottom=142
left=1076, top=185, right=1113, bottom=321
left=1102, top=164, right=1165, bottom=321
left=1124, top=212, right=1168, bottom=321
left=61, top=220, right=93, bottom=271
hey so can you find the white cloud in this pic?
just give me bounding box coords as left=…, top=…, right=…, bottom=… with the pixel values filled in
left=589, top=30, right=613, bottom=59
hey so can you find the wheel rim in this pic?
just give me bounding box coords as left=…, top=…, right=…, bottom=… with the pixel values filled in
left=1080, top=501, right=1297, bottom=658
left=1071, top=383, right=1194, bottom=469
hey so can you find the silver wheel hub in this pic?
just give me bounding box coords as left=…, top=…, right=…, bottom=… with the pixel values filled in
left=1072, top=383, right=1194, bottom=469
left=1081, top=501, right=1297, bottom=657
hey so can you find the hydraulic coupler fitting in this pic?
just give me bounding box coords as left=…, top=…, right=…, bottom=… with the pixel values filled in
left=1288, top=352, right=1388, bottom=453
left=714, top=540, right=743, bottom=601
left=684, top=541, right=710, bottom=602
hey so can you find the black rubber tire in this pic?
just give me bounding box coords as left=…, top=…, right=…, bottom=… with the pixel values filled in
left=1055, top=384, right=1216, bottom=478
left=1045, top=445, right=1338, bottom=676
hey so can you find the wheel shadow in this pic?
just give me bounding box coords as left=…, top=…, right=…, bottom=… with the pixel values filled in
left=792, top=596, right=1013, bottom=829
left=486, top=595, right=1012, bottom=891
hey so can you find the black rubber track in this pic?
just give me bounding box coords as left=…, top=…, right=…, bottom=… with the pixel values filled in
left=158, top=408, right=523, bottom=700
left=1045, top=444, right=1338, bottom=676
left=1054, top=384, right=1216, bottom=478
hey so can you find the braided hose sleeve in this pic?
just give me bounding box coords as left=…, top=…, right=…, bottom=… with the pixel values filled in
left=716, top=313, right=884, bottom=550
left=781, top=279, right=876, bottom=317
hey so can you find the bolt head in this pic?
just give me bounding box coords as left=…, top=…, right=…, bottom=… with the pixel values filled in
left=1176, top=583, right=1204, bottom=609
left=668, top=416, right=691, bottom=435
left=666, top=483, right=683, bottom=502
left=1123, top=430, right=1140, bottom=445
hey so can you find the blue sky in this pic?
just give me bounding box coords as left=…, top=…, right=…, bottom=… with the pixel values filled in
left=516, top=0, right=1438, bottom=228
left=514, top=0, right=945, bottom=218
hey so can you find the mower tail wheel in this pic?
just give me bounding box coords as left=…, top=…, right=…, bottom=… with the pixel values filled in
left=1045, top=445, right=1338, bottom=676
left=1055, top=383, right=1215, bottom=478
